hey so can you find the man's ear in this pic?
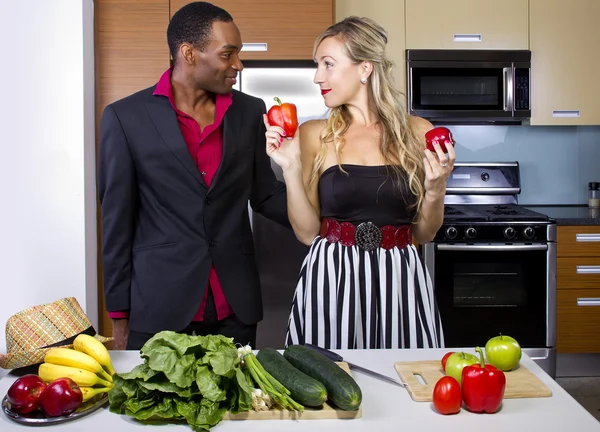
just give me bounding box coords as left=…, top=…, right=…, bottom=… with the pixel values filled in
left=179, top=43, right=196, bottom=66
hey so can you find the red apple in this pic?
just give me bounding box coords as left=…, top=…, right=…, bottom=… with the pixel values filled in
left=425, top=126, right=456, bottom=154
left=441, top=351, right=455, bottom=373
left=6, top=374, right=47, bottom=414
left=39, top=377, right=83, bottom=417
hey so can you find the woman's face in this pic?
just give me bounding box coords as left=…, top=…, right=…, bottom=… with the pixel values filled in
left=313, top=37, right=364, bottom=108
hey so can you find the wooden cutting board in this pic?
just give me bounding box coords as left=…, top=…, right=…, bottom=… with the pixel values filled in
left=394, top=360, right=552, bottom=402
left=224, top=362, right=362, bottom=420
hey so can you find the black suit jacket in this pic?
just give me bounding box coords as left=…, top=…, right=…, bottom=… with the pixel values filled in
left=97, top=86, right=290, bottom=334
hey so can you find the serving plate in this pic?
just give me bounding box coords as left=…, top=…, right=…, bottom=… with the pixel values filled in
left=2, top=393, right=108, bottom=426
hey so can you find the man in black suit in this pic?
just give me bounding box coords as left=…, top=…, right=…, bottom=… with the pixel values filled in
left=97, top=2, right=290, bottom=350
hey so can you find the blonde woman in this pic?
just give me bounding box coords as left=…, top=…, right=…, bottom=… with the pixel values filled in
left=264, top=17, right=455, bottom=349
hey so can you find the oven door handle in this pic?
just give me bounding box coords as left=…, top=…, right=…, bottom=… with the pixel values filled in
left=436, top=244, right=548, bottom=252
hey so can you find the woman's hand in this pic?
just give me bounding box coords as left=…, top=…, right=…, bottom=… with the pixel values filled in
left=423, top=139, right=456, bottom=200
left=264, top=114, right=301, bottom=172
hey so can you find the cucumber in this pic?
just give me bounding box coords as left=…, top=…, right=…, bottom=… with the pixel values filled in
left=256, top=347, right=328, bottom=407
left=283, top=345, right=362, bottom=411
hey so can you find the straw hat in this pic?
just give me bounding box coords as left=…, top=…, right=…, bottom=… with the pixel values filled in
left=0, top=297, right=113, bottom=370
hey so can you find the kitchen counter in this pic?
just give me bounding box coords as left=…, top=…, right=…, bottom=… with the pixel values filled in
left=1, top=349, right=599, bottom=431
left=525, top=205, right=600, bottom=226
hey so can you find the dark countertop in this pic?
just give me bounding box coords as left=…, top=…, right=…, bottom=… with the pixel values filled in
left=524, top=205, right=600, bottom=226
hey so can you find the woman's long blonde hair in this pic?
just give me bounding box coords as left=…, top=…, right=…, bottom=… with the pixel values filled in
left=310, top=16, right=425, bottom=217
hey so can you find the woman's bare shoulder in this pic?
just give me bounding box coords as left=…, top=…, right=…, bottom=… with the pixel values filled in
left=299, top=119, right=327, bottom=152
left=407, top=115, right=434, bottom=137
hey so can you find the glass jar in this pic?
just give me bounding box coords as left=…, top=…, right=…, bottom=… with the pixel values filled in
left=589, top=182, right=600, bottom=208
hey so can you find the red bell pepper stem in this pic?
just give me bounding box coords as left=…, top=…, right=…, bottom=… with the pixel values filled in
left=475, top=346, right=485, bottom=367
left=273, top=96, right=282, bottom=106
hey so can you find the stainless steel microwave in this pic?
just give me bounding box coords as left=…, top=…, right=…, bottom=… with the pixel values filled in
left=406, top=50, right=531, bottom=125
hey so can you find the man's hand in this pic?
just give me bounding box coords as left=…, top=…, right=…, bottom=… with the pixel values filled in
left=111, top=318, right=129, bottom=350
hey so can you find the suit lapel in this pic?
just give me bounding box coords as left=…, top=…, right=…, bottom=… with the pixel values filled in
left=208, top=93, right=242, bottom=193
left=145, top=100, right=205, bottom=187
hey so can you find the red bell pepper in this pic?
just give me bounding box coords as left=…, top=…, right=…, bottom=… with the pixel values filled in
left=461, top=346, right=506, bottom=414
left=267, top=96, right=298, bottom=137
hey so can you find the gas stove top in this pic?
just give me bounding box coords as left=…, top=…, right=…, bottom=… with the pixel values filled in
left=444, top=204, right=550, bottom=222
left=434, top=162, right=555, bottom=243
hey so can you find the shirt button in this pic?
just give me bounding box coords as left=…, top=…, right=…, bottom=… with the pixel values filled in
left=205, top=198, right=211, bottom=205
left=201, top=171, right=206, bottom=176
left=209, top=240, right=216, bottom=247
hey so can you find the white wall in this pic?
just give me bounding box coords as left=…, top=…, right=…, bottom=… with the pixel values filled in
left=0, top=0, right=97, bottom=354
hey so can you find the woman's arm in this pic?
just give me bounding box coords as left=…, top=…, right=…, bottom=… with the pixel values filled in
left=409, top=116, right=456, bottom=244
left=264, top=117, right=324, bottom=245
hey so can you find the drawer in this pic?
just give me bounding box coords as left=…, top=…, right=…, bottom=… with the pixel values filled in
left=557, top=257, right=600, bottom=289
left=557, top=289, right=600, bottom=353
left=557, top=226, right=600, bottom=257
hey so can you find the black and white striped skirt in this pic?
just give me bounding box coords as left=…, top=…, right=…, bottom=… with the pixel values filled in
left=285, top=237, right=445, bottom=349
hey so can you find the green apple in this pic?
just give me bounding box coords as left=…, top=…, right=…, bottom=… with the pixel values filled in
left=445, top=351, right=479, bottom=385
left=485, top=334, right=522, bottom=371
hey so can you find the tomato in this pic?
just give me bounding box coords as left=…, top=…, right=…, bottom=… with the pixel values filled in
left=441, top=351, right=455, bottom=373
left=432, top=376, right=462, bottom=415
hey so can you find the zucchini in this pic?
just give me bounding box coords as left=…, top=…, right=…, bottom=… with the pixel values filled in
left=283, top=345, right=362, bottom=411
left=256, top=347, right=328, bottom=407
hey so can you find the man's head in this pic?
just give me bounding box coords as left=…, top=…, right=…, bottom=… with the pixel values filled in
left=167, top=2, right=243, bottom=94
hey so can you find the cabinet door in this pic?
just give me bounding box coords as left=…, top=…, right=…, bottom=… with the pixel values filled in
left=557, top=289, right=600, bottom=353
left=530, top=0, right=600, bottom=125
left=335, top=0, right=406, bottom=97
left=557, top=226, right=600, bottom=257
left=405, top=0, right=529, bottom=50
left=170, top=0, right=333, bottom=60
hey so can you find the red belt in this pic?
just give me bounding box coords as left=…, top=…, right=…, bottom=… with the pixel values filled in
left=319, top=218, right=412, bottom=251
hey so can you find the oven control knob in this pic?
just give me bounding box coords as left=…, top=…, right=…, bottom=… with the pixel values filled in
left=465, top=227, right=477, bottom=239
left=504, top=227, right=516, bottom=239
left=523, top=226, right=535, bottom=239
left=445, top=226, right=458, bottom=239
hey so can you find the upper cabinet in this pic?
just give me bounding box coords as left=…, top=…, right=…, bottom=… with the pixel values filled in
left=335, top=0, right=406, bottom=97
left=405, top=0, right=529, bottom=50
left=170, top=0, right=334, bottom=60
left=530, top=0, right=600, bottom=125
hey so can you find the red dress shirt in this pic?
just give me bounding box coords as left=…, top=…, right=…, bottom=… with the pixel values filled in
left=108, top=68, right=234, bottom=323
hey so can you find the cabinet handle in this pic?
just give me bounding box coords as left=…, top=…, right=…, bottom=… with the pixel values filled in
left=241, top=43, right=268, bottom=52
left=577, top=298, right=600, bottom=307
left=576, top=266, right=600, bottom=274
left=453, top=34, right=482, bottom=43
left=552, top=110, right=580, bottom=118
left=576, top=234, right=600, bottom=242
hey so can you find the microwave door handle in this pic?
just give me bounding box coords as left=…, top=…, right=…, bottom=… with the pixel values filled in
left=503, top=67, right=514, bottom=112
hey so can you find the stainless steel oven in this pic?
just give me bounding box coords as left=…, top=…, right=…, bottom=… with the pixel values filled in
left=406, top=50, right=531, bottom=124
left=423, top=162, right=557, bottom=377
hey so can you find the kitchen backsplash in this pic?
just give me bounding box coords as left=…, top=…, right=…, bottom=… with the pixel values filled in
left=448, top=125, right=600, bottom=205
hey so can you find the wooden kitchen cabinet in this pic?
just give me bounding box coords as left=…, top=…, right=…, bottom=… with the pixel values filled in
left=405, top=0, right=529, bottom=50
left=95, top=0, right=171, bottom=339
left=530, top=0, right=600, bottom=125
left=556, top=226, right=600, bottom=353
left=557, top=289, right=600, bottom=353
left=335, top=0, right=406, bottom=97
left=170, top=0, right=334, bottom=60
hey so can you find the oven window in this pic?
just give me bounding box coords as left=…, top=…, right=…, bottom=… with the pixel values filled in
left=434, top=247, right=549, bottom=348
left=411, top=68, right=503, bottom=111
left=454, top=262, right=526, bottom=307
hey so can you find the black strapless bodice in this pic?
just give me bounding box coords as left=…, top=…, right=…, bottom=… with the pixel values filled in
left=318, top=164, right=417, bottom=226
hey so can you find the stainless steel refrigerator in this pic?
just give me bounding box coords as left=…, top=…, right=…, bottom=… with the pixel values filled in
left=233, top=62, right=328, bottom=348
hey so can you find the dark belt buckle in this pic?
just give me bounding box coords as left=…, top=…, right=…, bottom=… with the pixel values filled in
left=325, top=219, right=341, bottom=243
left=355, top=222, right=382, bottom=251
left=340, top=222, right=356, bottom=246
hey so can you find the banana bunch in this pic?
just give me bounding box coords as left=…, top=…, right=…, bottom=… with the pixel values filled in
left=39, top=334, right=117, bottom=402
